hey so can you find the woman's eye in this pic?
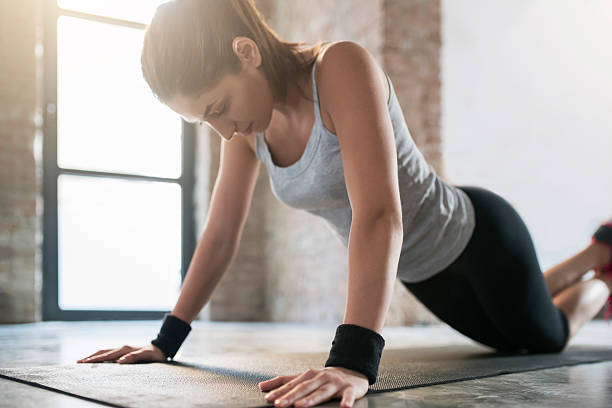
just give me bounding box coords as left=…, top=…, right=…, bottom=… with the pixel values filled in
left=212, top=106, right=226, bottom=118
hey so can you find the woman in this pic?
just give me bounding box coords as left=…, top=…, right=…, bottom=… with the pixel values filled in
left=77, top=1, right=612, bottom=407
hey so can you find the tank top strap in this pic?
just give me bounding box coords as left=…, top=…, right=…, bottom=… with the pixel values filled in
left=311, top=61, right=324, bottom=127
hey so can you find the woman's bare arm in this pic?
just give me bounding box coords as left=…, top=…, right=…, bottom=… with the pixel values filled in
left=172, top=133, right=261, bottom=324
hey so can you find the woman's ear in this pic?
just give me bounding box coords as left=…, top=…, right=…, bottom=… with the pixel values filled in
left=232, top=36, right=262, bottom=68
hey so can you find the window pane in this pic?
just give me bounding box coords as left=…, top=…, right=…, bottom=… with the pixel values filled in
left=58, top=175, right=182, bottom=311
left=57, top=16, right=181, bottom=179
left=57, top=0, right=168, bottom=25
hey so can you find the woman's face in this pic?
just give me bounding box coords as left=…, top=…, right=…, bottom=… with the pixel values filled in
left=165, top=37, right=274, bottom=141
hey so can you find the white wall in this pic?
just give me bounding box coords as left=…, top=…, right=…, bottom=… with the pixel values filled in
left=441, top=0, right=612, bottom=271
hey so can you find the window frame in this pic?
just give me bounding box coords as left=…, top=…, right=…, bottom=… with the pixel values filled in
left=41, top=2, right=196, bottom=320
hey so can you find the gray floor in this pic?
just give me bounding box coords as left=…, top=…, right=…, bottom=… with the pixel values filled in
left=2, top=320, right=612, bottom=407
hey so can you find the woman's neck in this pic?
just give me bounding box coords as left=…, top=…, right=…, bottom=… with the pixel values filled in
left=270, top=48, right=317, bottom=132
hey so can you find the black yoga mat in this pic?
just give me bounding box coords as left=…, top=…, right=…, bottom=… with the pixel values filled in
left=2, top=345, right=612, bottom=408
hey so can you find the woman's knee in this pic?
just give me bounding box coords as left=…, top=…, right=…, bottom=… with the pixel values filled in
left=524, top=310, right=570, bottom=353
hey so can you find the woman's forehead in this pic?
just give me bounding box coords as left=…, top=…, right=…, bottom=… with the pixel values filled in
left=194, top=73, right=237, bottom=102
left=165, top=71, right=242, bottom=120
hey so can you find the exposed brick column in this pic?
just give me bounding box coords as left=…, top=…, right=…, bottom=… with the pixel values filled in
left=0, top=0, right=44, bottom=323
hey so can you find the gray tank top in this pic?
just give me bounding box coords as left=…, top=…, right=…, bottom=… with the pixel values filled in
left=254, top=61, right=476, bottom=283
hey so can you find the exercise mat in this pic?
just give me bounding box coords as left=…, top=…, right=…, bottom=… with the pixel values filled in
left=2, top=345, right=612, bottom=408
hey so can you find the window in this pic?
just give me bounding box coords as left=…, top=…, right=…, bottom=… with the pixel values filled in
left=42, top=1, right=196, bottom=320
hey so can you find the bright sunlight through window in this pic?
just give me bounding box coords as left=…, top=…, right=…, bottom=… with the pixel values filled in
left=56, top=1, right=183, bottom=311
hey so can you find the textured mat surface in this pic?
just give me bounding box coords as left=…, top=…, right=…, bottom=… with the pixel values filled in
left=2, top=345, right=612, bottom=408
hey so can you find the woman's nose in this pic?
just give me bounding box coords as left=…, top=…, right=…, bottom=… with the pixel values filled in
left=209, top=119, right=236, bottom=140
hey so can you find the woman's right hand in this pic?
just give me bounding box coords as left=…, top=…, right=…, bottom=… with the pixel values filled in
left=77, top=344, right=167, bottom=364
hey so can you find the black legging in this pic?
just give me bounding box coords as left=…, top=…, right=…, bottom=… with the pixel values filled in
left=401, top=186, right=569, bottom=353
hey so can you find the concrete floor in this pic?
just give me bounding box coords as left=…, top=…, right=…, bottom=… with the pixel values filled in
left=2, top=320, right=612, bottom=407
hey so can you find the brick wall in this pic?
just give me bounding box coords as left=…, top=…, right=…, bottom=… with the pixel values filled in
left=0, top=0, right=44, bottom=323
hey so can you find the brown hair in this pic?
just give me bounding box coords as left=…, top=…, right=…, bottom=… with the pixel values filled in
left=141, top=0, right=326, bottom=105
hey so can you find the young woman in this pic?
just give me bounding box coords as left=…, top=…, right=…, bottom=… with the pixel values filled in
left=77, top=1, right=612, bottom=407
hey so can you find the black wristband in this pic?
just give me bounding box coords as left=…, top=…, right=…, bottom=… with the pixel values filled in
left=151, top=313, right=192, bottom=360
left=324, top=324, right=385, bottom=385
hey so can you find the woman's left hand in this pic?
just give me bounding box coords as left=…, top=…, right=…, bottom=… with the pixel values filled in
left=258, top=366, right=369, bottom=408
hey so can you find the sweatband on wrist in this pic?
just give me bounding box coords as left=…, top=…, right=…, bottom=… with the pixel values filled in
left=150, top=313, right=192, bottom=360
left=324, top=323, right=385, bottom=385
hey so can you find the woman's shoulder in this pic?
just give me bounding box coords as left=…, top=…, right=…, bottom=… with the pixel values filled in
left=313, top=41, right=365, bottom=75
left=313, top=41, right=390, bottom=128
left=315, top=41, right=378, bottom=64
